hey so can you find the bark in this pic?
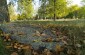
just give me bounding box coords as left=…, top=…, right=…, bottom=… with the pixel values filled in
left=0, top=0, right=10, bottom=22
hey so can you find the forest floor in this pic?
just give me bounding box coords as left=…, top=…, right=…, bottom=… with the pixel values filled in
left=0, top=20, right=85, bottom=55
left=1, top=22, right=57, bottom=49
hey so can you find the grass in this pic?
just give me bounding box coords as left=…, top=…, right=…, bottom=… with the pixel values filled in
left=0, top=30, right=9, bottom=55
left=14, top=19, right=85, bottom=27
left=0, top=29, right=12, bottom=55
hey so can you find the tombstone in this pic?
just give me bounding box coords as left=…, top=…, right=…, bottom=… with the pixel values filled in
left=0, top=0, right=10, bottom=22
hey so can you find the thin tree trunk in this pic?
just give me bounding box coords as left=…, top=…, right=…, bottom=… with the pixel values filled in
left=53, top=0, right=56, bottom=21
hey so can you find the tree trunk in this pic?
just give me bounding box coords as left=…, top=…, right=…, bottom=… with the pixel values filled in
left=0, top=0, right=10, bottom=22
left=53, top=0, right=56, bottom=21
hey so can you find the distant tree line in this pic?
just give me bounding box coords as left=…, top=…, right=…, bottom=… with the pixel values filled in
left=37, top=0, right=85, bottom=20
left=1, top=0, right=85, bottom=22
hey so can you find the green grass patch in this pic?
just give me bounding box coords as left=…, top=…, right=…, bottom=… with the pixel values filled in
left=14, top=19, right=85, bottom=27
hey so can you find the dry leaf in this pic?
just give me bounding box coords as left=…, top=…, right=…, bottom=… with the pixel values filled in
left=11, top=52, right=18, bottom=55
